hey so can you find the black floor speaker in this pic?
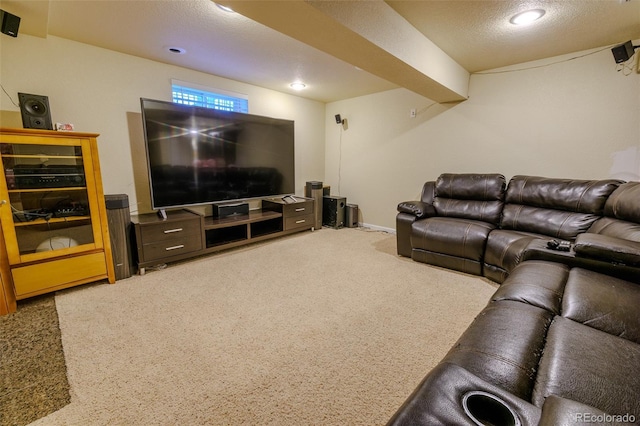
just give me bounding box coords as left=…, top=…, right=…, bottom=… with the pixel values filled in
left=105, top=194, right=133, bottom=280
left=323, top=195, right=346, bottom=229
left=18, top=93, right=53, bottom=130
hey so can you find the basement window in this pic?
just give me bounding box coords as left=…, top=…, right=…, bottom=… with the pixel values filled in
left=171, top=80, right=248, bottom=113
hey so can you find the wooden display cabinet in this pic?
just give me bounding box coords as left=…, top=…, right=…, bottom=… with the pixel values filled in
left=0, top=128, right=115, bottom=314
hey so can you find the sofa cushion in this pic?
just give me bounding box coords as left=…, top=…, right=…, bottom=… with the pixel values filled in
left=562, top=268, right=640, bottom=344
left=538, top=395, right=610, bottom=426
left=505, top=176, right=622, bottom=214
left=500, top=176, right=622, bottom=240
left=500, top=205, right=599, bottom=240
left=442, top=300, right=554, bottom=401
left=411, top=218, right=495, bottom=261
left=491, top=261, right=569, bottom=315
left=482, top=230, right=541, bottom=282
left=603, top=181, right=640, bottom=223
left=386, top=363, right=542, bottom=426
left=532, top=317, right=640, bottom=417
left=432, top=173, right=505, bottom=224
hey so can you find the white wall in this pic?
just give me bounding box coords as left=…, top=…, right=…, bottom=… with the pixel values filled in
left=0, top=35, right=326, bottom=214
left=325, top=46, right=640, bottom=231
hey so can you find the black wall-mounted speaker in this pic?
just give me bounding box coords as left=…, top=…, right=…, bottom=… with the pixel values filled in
left=611, top=40, right=634, bottom=64
left=18, top=93, right=53, bottom=130
left=0, top=9, right=20, bottom=37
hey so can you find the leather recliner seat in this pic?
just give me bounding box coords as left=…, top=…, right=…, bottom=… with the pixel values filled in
left=482, top=175, right=622, bottom=283
left=398, top=173, right=506, bottom=276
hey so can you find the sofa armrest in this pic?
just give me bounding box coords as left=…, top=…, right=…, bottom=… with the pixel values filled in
left=397, top=201, right=435, bottom=219
left=574, top=233, right=640, bottom=266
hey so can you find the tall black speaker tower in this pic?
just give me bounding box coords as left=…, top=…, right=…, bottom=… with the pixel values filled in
left=18, top=93, right=53, bottom=130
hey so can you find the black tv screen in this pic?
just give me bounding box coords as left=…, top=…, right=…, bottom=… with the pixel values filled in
left=140, top=98, right=295, bottom=210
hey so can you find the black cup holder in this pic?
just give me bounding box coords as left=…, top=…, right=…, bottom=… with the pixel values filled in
left=462, top=391, right=521, bottom=426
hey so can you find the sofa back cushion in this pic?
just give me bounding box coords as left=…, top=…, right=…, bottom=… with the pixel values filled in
left=603, top=181, right=640, bottom=223
left=500, top=176, right=622, bottom=240
left=586, top=181, right=640, bottom=242
left=432, top=173, right=506, bottom=224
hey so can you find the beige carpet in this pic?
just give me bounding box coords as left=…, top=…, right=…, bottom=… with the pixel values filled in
left=32, top=228, right=497, bottom=425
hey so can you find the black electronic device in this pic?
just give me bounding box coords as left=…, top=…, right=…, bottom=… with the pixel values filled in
left=18, top=93, right=53, bottom=130
left=323, top=195, right=346, bottom=229
left=0, top=9, right=20, bottom=37
left=52, top=204, right=89, bottom=218
left=212, top=201, right=249, bottom=218
left=6, top=164, right=85, bottom=189
left=547, top=239, right=571, bottom=252
left=611, top=40, right=636, bottom=64
left=334, top=114, right=342, bottom=124
left=140, top=98, right=295, bottom=211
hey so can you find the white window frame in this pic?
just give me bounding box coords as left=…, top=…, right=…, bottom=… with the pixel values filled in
left=171, top=79, right=248, bottom=113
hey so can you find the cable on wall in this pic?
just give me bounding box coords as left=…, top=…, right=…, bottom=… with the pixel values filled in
left=0, top=83, right=20, bottom=107
left=473, top=45, right=614, bottom=75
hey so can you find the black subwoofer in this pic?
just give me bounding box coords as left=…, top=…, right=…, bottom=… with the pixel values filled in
left=18, top=93, right=53, bottom=130
left=323, top=195, right=346, bottom=229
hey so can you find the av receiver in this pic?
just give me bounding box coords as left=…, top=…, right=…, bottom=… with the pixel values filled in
left=5, top=165, right=85, bottom=189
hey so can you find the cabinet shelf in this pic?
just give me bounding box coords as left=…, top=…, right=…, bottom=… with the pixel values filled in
left=13, top=216, right=91, bottom=227
left=3, top=154, right=83, bottom=160
left=202, top=210, right=282, bottom=229
left=8, top=186, right=86, bottom=193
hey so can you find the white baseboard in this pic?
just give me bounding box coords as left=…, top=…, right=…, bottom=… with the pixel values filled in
left=359, top=223, right=396, bottom=234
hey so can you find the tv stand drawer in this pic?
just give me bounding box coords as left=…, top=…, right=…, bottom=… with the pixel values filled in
left=132, top=210, right=204, bottom=271
left=139, top=217, right=202, bottom=243
left=142, top=238, right=203, bottom=262
left=283, top=200, right=314, bottom=217
left=284, top=214, right=315, bottom=231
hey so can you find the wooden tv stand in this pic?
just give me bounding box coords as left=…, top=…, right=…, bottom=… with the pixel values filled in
left=131, top=197, right=314, bottom=274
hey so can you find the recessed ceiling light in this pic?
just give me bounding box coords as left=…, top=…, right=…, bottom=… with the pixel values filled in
left=289, top=82, right=306, bottom=90
left=509, top=9, right=545, bottom=25
left=167, top=47, right=186, bottom=54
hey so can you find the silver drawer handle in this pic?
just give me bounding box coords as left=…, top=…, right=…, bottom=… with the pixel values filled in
left=165, top=245, right=185, bottom=251
left=295, top=208, right=305, bottom=212
left=295, top=219, right=306, bottom=224
left=164, top=228, right=183, bottom=234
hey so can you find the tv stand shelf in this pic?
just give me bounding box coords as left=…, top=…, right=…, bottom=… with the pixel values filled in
left=203, top=210, right=283, bottom=249
left=131, top=197, right=314, bottom=274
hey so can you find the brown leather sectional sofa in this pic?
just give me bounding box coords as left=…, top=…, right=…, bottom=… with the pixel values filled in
left=390, top=174, right=640, bottom=425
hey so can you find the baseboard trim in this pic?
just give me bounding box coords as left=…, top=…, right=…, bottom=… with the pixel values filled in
left=360, top=223, right=395, bottom=234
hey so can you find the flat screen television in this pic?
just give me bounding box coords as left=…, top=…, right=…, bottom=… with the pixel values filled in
left=140, top=98, right=295, bottom=211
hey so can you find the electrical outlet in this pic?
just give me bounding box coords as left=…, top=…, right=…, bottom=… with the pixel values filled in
left=410, top=108, right=416, bottom=118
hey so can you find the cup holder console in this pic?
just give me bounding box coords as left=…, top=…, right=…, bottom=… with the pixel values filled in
left=462, top=391, right=521, bottom=426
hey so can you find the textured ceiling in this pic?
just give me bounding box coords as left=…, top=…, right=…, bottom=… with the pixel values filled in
left=386, top=0, right=640, bottom=73
left=2, top=0, right=639, bottom=103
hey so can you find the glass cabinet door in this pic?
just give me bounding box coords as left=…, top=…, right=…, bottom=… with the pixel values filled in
left=0, top=141, right=101, bottom=263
